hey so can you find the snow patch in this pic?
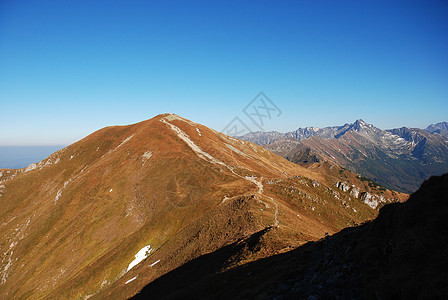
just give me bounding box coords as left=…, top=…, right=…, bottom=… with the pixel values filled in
left=196, top=128, right=202, bottom=136
left=109, top=188, right=113, bottom=192
left=125, top=276, right=138, bottom=284
left=149, top=260, right=160, bottom=267
left=127, top=245, right=152, bottom=272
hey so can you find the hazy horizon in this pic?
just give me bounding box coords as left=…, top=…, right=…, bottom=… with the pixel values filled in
left=0, top=145, right=66, bottom=169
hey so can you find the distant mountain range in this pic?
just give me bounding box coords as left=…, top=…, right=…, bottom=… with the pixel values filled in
left=239, top=121, right=448, bottom=193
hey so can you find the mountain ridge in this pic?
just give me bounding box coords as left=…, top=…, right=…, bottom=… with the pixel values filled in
left=0, top=114, right=406, bottom=299
left=426, top=121, right=448, bottom=138
left=239, top=120, right=448, bottom=193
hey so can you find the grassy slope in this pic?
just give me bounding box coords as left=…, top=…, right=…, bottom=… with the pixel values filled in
left=0, top=114, right=407, bottom=299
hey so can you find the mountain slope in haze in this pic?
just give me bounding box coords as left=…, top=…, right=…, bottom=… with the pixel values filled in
left=132, top=173, right=447, bottom=300
left=0, top=114, right=405, bottom=299
left=240, top=120, right=448, bottom=193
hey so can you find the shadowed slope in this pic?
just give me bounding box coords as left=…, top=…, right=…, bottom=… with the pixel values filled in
left=132, top=174, right=447, bottom=299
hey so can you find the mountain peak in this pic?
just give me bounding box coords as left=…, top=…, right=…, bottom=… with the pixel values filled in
left=425, top=121, right=448, bottom=138
left=353, top=119, right=368, bottom=127
left=0, top=114, right=406, bottom=299
left=347, top=119, right=376, bottom=133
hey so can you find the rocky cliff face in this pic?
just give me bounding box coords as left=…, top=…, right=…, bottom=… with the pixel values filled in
left=335, top=181, right=390, bottom=209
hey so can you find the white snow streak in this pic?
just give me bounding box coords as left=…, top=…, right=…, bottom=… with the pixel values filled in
left=149, top=260, right=160, bottom=267
left=125, top=276, right=138, bottom=284
left=117, top=134, right=135, bottom=148
left=127, top=245, right=152, bottom=272
left=106, top=134, right=135, bottom=155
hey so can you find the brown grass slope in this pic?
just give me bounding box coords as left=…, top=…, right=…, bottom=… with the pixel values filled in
left=0, top=114, right=406, bottom=299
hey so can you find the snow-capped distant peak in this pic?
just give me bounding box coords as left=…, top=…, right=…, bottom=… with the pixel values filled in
left=354, top=119, right=367, bottom=127
left=350, top=119, right=375, bottom=132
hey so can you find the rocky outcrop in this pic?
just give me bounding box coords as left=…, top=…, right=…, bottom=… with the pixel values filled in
left=349, top=186, right=360, bottom=198
left=334, top=181, right=350, bottom=192
left=335, top=182, right=389, bottom=209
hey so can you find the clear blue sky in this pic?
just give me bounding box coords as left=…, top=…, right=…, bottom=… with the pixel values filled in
left=1, top=0, right=447, bottom=145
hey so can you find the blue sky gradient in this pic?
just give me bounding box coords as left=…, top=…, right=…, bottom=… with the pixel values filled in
left=1, top=0, right=447, bottom=145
